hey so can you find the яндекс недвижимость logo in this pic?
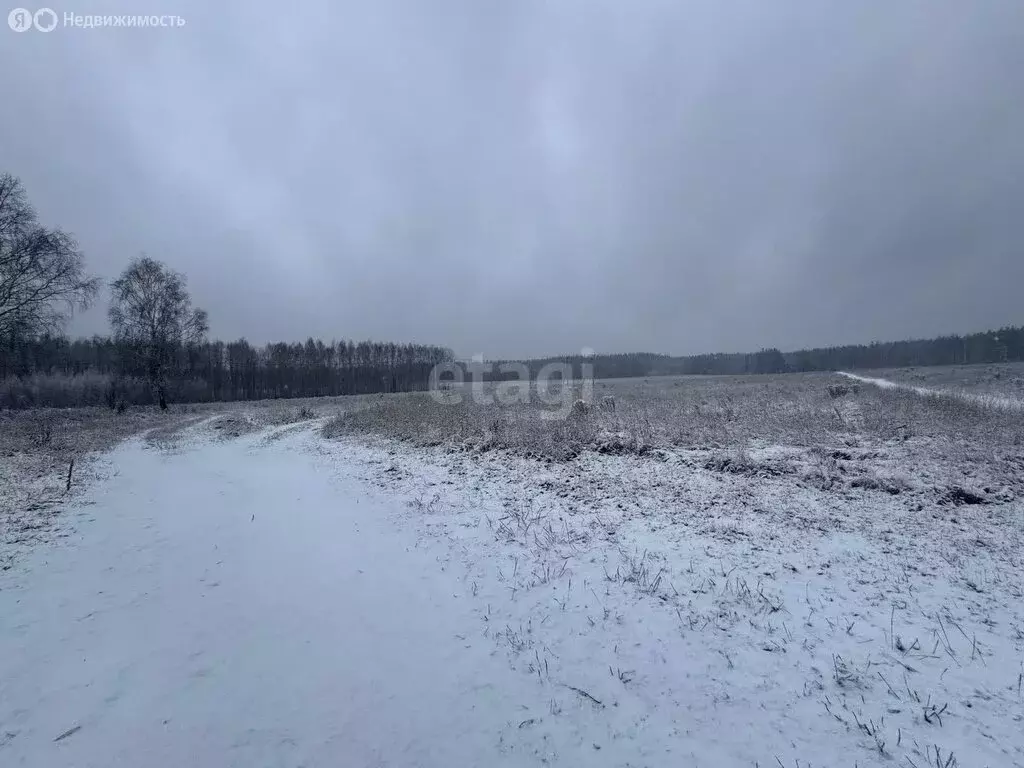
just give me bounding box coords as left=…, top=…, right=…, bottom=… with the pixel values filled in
left=8, top=8, right=184, bottom=31
left=8, top=7, right=58, bottom=31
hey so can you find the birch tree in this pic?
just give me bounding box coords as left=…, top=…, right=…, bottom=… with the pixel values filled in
left=108, top=256, right=208, bottom=409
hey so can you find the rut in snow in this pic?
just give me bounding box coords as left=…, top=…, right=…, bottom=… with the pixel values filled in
left=839, top=370, right=1024, bottom=412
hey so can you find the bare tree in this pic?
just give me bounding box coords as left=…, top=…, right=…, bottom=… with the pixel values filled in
left=108, top=256, right=208, bottom=409
left=0, top=173, right=100, bottom=342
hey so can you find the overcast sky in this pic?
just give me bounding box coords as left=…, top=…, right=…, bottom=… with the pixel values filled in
left=2, top=1, right=1022, bottom=358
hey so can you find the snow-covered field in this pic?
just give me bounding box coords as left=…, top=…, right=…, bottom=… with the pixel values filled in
left=2, top=372, right=1023, bottom=767
left=840, top=370, right=1024, bottom=412
left=857, top=362, right=1024, bottom=401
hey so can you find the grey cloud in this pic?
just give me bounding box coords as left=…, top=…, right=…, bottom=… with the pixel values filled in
left=2, top=0, right=1022, bottom=358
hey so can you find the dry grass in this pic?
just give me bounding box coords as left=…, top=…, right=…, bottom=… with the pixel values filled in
left=864, top=361, right=1024, bottom=398
left=323, top=391, right=604, bottom=460
left=0, top=405, right=207, bottom=459
left=320, top=372, right=1024, bottom=461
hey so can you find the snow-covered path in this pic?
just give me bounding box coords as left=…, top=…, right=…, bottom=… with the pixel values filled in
left=0, top=427, right=553, bottom=767
left=839, top=370, right=1024, bottom=410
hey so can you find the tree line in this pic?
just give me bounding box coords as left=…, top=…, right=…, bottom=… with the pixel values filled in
left=2, top=170, right=1021, bottom=410
left=473, top=328, right=1024, bottom=382
left=0, top=172, right=452, bottom=409
left=1, top=335, right=454, bottom=408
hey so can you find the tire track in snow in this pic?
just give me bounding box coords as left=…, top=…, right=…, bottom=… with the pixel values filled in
left=839, top=370, right=1024, bottom=411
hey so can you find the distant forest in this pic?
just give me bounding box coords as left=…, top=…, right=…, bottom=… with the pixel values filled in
left=0, top=336, right=453, bottom=408
left=2, top=169, right=1022, bottom=409
left=477, top=326, right=1024, bottom=382
left=3, top=325, right=1022, bottom=409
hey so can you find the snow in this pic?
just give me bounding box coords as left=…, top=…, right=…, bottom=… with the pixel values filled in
left=840, top=371, right=1024, bottom=411
left=0, top=426, right=564, bottom=766
left=337, top=433, right=1024, bottom=767
left=2, top=419, right=1023, bottom=767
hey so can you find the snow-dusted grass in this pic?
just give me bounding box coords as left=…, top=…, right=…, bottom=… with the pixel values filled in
left=323, top=373, right=856, bottom=459
left=322, top=372, right=1024, bottom=495
left=858, top=362, right=1024, bottom=399
left=318, top=371, right=1024, bottom=765
left=841, top=370, right=1024, bottom=412
left=2, top=372, right=1023, bottom=765
left=320, top=418, right=1024, bottom=767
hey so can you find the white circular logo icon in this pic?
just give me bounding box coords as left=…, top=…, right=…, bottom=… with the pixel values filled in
left=34, top=7, right=57, bottom=31
left=8, top=7, right=33, bottom=31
